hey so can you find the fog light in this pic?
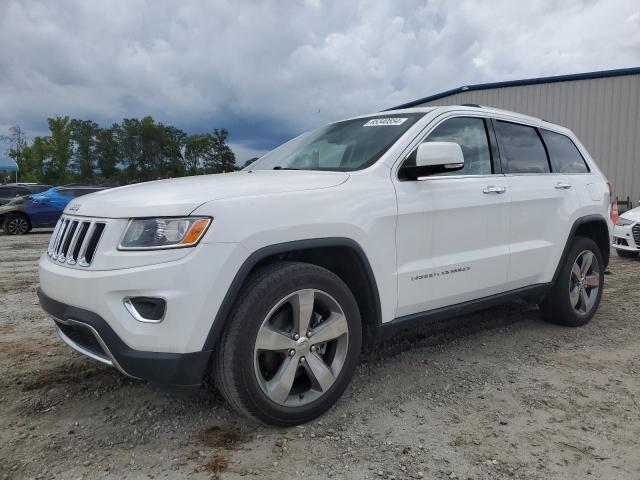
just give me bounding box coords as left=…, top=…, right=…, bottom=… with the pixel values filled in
left=124, top=297, right=166, bottom=323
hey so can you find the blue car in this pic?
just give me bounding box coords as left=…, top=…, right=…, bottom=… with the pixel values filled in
left=0, top=185, right=110, bottom=235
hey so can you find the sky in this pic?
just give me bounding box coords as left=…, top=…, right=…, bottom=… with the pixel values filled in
left=0, top=0, right=639, bottom=162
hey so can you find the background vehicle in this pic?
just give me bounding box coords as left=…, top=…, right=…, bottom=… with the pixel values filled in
left=5, top=183, right=53, bottom=194
left=38, top=106, right=611, bottom=426
left=1, top=185, right=110, bottom=235
left=613, top=206, right=640, bottom=258
left=0, top=185, right=33, bottom=206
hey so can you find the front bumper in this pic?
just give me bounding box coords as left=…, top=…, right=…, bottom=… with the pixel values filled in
left=38, top=289, right=211, bottom=386
left=612, top=222, right=640, bottom=251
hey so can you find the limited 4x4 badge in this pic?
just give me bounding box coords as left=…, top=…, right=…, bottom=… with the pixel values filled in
left=411, top=266, right=471, bottom=282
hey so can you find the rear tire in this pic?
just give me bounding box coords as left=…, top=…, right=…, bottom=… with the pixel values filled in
left=3, top=214, right=30, bottom=235
left=616, top=249, right=639, bottom=259
left=539, top=236, right=604, bottom=327
left=213, top=261, right=362, bottom=426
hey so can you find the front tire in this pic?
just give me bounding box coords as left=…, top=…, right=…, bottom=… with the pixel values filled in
left=539, top=236, right=604, bottom=327
left=213, top=262, right=362, bottom=426
left=3, top=214, right=31, bottom=235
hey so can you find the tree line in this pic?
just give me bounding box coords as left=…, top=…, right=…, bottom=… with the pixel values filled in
left=1, top=116, right=237, bottom=185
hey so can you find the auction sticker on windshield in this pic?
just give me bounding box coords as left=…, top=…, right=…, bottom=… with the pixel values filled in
left=364, top=118, right=408, bottom=126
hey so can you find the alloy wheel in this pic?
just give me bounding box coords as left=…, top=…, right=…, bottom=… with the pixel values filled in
left=7, top=217, right=29, bottom=235
left=569, top=250, right=600, bottom=315
left=253, top=288, right=349, bottom=407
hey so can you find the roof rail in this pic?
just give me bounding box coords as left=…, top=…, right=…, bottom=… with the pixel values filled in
left=460, top=103, right=482, bottom=108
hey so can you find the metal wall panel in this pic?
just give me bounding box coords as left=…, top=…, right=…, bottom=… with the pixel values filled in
left=416, top=74, right=640, bottom=204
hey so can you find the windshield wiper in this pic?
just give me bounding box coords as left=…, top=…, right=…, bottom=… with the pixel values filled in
left=273, top=166, right=301, bottom=170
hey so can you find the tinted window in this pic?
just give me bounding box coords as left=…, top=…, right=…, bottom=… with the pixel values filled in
left=250, top=113, right=425, bottom=172
left=540, top=129, right=589, bottom=173
left=68, top=188, right=101, bottom=197
left=422, top=117, right=492, bottom=175
left=495, top=121, right=549, bottom=174
left=0, top=187, right=28, bottom=196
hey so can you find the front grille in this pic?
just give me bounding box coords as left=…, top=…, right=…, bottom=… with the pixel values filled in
left=633, top=223, right=640, bottom=247
left=56, top=322, right=106, bottom=358
left=47, top=216, right=106, bottom=267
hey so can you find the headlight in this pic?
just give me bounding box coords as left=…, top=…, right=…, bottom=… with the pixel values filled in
left=615, top=217, right=635, bottom=227
left=119, top=217, right=211, bottom=250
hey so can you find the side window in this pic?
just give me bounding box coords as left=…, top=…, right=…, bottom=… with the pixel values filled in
left=72, top=189, right=100, bottom=197
left=57, top=189, right=75, bottom=198
left=422, top=117, right=492, bottom=175
left=540, top=129, right=589, bottom=173
left=495, top=121, right=550, bottom=174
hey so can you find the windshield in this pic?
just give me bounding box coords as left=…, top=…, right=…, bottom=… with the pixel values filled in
left=249, top=113, right=424, bottom=172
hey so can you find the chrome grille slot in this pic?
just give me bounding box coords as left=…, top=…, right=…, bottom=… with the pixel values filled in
left=47, top=216, right=107, bottom=267
left=69, top=222, right=90, bottom=264
left=51, top=219, right=70, bottom=260
left=83, top=223, right=105, bottom=265
left=632, top=223, right=640, bottom=246
left=47, top=219, right=63, bottom=256
left=58, top=220, right=78, bottom=263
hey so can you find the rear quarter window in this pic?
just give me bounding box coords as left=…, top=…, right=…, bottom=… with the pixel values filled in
left=540, top=129, right=589, bottom=173
left=495, top=120, right=550, bottom=174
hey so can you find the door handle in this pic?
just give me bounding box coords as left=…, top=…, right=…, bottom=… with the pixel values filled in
left=483, top=185, right=506, bottom=194
left=555, top=182, right=572, bottom=189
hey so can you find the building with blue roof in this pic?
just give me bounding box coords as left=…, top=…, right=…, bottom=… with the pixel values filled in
left=389, top=67, right=640, bottom=207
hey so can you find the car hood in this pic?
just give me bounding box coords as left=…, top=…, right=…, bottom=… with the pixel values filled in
left=65, top=170, right=350, bottom=218
left=620, top=206, right=640, bottom=223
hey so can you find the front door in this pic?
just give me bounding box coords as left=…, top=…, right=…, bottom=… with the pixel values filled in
left=394, top=115, right=511, bottom=317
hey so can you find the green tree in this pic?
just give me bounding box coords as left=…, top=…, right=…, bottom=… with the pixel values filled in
left=70, top=119, right=99, bottom=180
left=158, top=125, right=187, bottom=178
left=95, top=125, right=120, bottom=180
left=118, top=118, right=141, bottom=181
left=184, top=134, right=210, bottom=175
left=203, top=128, right=235, bottom=173
left=2, top=117, right=236, bottom=184
left=2, top=125, right=30, bottom=179
left=44, top=116, right=73, bottom=184
left=16, top=136, right=50, bottom=182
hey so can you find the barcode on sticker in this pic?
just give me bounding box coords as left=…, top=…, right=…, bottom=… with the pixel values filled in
left=363, top=118, right=408, bottom=126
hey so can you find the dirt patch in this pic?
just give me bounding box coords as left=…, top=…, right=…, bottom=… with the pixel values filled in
left=204, top=454, right=230, bottom=474
left=200, top=426, right=252, bottom=450
left=1, top=232, right=640, bottom=479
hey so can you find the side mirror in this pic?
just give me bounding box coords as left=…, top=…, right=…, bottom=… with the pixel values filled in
left=398, top=142, right=464, bottom=180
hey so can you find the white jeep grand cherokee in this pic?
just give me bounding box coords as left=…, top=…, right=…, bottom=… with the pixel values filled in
left=38, top=105, right=612, bottom=425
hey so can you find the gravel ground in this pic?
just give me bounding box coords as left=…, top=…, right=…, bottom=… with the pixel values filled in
left=1, top=230, right=639, bottom=480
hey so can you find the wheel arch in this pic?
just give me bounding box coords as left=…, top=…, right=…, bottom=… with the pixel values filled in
left=202, top=237, right=382, bottom=351
left=553, top=214, right=610, bottom=284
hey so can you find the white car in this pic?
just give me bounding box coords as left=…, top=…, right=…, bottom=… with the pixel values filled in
left=38, top=105, right=612, bottom=425
left=613, top=206, right=640, bottom=258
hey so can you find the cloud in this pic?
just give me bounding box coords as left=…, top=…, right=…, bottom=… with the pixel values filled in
left=0, top=0, right=638, bottom=159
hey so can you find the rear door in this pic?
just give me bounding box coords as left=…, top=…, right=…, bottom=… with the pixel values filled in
left=394, top=115, right=511, bottom=317
left=494, top=120, right=582, bottom=288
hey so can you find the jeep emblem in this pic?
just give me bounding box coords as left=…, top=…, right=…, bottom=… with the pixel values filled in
left=68, top=203, right=80, bottom=212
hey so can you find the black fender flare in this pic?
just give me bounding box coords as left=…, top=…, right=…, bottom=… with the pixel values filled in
left=551, top=214, right=610, bottom=285
left=201, top=237, right=382, bottom=351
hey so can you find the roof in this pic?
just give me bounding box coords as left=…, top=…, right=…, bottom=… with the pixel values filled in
left=0, top=154, right=18, bottom=172
left=388, top=66, right=640, bottom=110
